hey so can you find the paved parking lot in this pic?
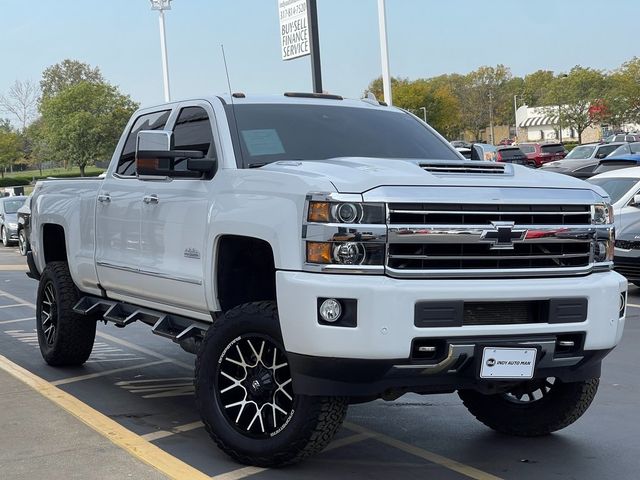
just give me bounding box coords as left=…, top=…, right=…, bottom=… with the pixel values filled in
left=0, top=246, right=638, bottom=479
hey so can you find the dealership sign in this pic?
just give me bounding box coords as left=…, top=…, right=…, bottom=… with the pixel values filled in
left=278, top=0, right=310, bottom=60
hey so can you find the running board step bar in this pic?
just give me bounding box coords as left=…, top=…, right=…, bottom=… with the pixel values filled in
left=73, top=296, right=209, bottom=347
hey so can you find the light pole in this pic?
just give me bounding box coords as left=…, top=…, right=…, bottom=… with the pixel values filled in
left=556, top=74, right=568, bottom=144
left=488, top=92, right=494, bottom=144
left=150, top=0, right=172, bottom=102
left=420, top=107, right=427, bottom=123
left=513, top=94, right=520, bottom=141
left=377, top=0, right=392, bottom=105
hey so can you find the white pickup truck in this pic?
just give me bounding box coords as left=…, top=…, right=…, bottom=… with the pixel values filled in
left=28, top=93, right=627, bottom=467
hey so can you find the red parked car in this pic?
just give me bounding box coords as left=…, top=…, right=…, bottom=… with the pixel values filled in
left=518, top=142, right=567, bottom=167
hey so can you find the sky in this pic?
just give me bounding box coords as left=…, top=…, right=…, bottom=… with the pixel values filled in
left=1, top=0, right=639, bottom=117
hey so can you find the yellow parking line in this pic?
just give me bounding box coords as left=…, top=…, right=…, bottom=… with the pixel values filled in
left=344, top=422, right=504, bottom=480
left=0, top=354, right=211, bottom=480
left=51, top=359, right=170, bottom=386
left=626, top=303, right=640, bottom=308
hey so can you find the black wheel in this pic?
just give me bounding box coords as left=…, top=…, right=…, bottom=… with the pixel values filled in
left=36, top=261, right=96, bottom=366
left=459, top=377, right=599, bottom=436
left=18, top=229, right=28, bottom=256
left=1, top=227, right=8, bottom=247
left=195, top=301, right=348, bottom=467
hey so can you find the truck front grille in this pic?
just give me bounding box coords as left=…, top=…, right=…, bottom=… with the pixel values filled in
left=386, top=203, right=594, bottom=278
left=389, top=203, right=591, bottom=226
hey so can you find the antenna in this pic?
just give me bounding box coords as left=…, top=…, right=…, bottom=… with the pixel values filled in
left=221, top=44, right=233, bottom=98
left=220, top=44, right=246, bottom=168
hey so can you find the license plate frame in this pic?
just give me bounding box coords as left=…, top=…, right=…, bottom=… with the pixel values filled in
left=479, top=347, right=537, bottom=380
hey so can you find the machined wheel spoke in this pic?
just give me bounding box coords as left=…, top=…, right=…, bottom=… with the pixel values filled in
left=218, top=335, right=294, bottom=438
left=247, top=409, right=265, bottom=433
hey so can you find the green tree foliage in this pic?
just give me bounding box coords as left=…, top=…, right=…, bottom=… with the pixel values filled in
left=0, top=127, right=21, bottom=178
left=366, top=76, right=462, bottom=139
left=546, top=66, right=606, bottom=143
left=40, top=82, right=138, bottom=176
left=522, top=70, right=555, bottom=106
left=40, top=59, right=105, bottom=101
left=605, top=58, right=640, bottom=125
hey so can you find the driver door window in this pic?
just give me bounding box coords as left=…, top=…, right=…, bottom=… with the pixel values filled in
left=172, top=106, right=214, bottom=172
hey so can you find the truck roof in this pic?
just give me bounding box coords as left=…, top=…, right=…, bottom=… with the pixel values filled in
left=140, top=93, right=395, bottom=113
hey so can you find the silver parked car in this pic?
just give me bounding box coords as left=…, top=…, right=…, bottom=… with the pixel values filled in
left=0, top=196, right=27, bottom=247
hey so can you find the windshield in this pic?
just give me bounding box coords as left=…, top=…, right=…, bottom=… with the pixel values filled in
left=588, top=178, right=640, bottom=204
left=2, top=199, right=24, bottom=214
left=225, top=104, right=460, bottom=167
left=566, top=145, right=595, bottom=159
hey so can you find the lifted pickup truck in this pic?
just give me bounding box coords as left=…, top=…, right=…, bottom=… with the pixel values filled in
left=28, top=93, right=627, bottom=467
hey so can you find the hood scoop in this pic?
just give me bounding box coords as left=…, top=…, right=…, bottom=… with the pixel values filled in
left=419, top=161, right=509, bottom=175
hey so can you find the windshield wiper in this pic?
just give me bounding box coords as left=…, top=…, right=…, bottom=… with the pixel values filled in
left=248, top=162, right=268, bottom=168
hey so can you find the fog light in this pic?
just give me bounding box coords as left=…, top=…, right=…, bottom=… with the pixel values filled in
left=319, top=298, right=342, bottom=323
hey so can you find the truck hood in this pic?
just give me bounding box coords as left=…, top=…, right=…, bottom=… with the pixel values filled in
left=262, top=157, right=604, bottom=195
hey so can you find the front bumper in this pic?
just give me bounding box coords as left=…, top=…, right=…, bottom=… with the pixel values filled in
left=276, top=271, right=627, bottom=395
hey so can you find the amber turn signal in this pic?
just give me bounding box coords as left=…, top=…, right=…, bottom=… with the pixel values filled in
left=308, top=202, right=330, bottom=223
left=306, top=242, right=332, bottom=264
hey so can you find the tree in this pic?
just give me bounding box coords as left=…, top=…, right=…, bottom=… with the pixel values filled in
left=23, top=118, right=52, bottom=176
left=546, top=66, right=606, bottom=143
left=40, top=59, right=104, bottom=101
left=365, top=76, right=462, bottom=139
left=522, top=70, right=555, bottom=106
left=0, top=128, right=21, bottom=178
left=40, top=81, right=138, bottom=176
left=0, top=79, right=39, bottom=131
left=605, top=58, right=640, bottom=126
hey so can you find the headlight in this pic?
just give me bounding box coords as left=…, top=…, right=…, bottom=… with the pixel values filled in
left=593, top=204, right=613, bottom=225
left=307, top=201, right=385, bottom=224
left=306, top=241, right=385, bottom=266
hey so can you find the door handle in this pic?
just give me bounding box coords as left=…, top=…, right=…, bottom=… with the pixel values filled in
left=143, top=194, right=159, bottom=205
left=97, top=194, right=111, bottom=203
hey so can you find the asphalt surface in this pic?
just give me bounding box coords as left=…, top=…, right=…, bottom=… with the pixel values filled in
left=0, top=246, right=638, bottom=479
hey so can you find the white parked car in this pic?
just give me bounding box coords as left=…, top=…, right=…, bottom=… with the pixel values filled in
left=588, top=166, right=640, bottom=230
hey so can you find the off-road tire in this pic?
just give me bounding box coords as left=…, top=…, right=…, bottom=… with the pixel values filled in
left=18, top=229, right=28, bottom=256
left=458, top=378, right=599, bottom=436
left=36, top=261, right=96, bottom=366
left=1, top=227, right=8, bottom=247
left=195, top=301, right=348, bottom=467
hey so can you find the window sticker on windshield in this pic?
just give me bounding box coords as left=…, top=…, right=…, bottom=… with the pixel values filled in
left=241, top=129, right=285, bottom=156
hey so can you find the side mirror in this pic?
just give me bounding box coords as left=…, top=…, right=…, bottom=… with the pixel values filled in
left=135, top=130, right=209, bottom=177
left=596, top=152, right=607, bottom=159
left=633, top=194, right=640, bottom=207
